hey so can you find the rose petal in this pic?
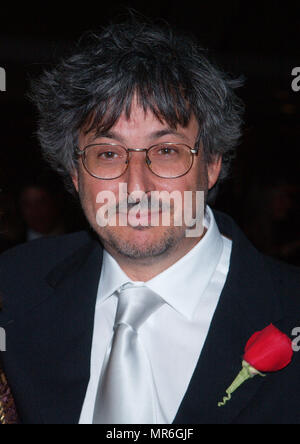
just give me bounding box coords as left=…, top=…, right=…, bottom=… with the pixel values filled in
left=245, top=331, right=261, bottom=352
left=243, top=324, right=293, bottom=372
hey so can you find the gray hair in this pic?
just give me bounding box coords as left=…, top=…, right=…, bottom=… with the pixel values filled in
left=29, top=17, right=245, bottom=197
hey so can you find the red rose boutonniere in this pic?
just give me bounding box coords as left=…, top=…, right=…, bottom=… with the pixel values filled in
left=218, top=324, right=293, bottom=407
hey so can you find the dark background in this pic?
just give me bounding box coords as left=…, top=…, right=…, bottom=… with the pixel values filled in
left=0, top=1, right=299, bottom=264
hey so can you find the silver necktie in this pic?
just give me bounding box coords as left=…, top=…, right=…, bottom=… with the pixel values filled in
left=93, top=284, right=164, bottom=424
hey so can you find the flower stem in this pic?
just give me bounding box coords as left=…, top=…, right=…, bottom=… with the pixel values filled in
left=217, top=361, right=264, bottom=407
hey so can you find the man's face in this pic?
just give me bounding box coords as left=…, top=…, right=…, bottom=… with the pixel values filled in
left=72, top=102, right=221, bottom=260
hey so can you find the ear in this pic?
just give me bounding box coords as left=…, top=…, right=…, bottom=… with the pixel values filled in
left=71, top=169, right=79, bottom=193
left=207, top=155, right=222, bottom=190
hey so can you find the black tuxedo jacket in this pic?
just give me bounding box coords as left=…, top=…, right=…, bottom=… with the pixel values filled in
left=0, top=211, right=299, bottom=424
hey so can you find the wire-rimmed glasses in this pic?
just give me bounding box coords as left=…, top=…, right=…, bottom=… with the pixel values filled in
left=76, top=142, right=199, bottom=180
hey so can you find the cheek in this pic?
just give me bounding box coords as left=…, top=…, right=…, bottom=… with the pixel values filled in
left=173, top=167, right=207, bottom=193
left=193, top=159, right=208, bottom=190
left=78, top=173, right=121, bottom=213
left=77, top=170, right=98, bottom=208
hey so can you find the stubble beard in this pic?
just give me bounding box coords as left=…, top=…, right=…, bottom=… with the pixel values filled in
left=78, top=178, right=205, bottom=261
left=99, top=225, right=186, bottom=260
left=79, top=193, right=185, bottom=260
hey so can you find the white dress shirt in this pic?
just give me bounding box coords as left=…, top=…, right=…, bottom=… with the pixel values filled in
left=79, top=206, right=232, bottom=424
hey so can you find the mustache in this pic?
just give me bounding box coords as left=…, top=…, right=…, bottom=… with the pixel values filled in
left=116, top=199, right=172, bottom=213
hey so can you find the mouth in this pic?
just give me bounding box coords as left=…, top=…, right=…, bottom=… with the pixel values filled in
left=118, top=209, right=163, bottom=227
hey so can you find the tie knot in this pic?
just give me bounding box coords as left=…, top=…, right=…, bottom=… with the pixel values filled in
left=115, top=284, right=164, bottom=331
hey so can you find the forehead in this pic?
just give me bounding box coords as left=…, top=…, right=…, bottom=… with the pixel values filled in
left=80, top=101, right=199, bottom=145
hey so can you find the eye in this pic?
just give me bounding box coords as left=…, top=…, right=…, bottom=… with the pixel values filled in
left=92, top=145, right=126, bottom=161
left=157, top=145, right=178, bottom=155
left=160, top=148, right=173, bottom=154
left=100, top=151, right=118, bottom=159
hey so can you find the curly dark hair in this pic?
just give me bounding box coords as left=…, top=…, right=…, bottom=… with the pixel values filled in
left=29, top=16, right=244, bottom=197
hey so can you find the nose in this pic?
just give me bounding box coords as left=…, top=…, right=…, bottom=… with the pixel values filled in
left=124, top=151, right=154, bottom=195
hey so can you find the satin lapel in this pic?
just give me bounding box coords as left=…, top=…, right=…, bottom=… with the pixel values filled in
left=173, top=215, right=283, bottom=424
left=4, top=237, right=103, bottom=424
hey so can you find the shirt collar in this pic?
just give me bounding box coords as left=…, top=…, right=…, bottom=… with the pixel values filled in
left=97, top=206, right=224, bottom=319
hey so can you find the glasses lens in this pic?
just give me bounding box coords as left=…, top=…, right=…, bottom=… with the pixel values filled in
left=84, top=145, right=127, bottom=179
left=148, top=144, right=193, bottom=178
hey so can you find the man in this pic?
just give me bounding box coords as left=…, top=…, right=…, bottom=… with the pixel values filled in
left=0, top=17, right=299, bottom=424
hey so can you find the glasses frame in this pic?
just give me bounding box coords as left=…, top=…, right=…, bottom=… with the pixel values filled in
left=76, top=142, right=199, bottom=180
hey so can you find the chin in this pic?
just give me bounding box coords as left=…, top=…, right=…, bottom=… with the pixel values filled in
left=98, top=225, right=185, bottom=260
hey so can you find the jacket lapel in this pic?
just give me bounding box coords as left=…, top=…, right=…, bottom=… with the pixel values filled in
left=41, top=238, right=103, bottom=424
left=173, top=213, right=283, bottom=424
left=3, top=235, right=103, bottom=424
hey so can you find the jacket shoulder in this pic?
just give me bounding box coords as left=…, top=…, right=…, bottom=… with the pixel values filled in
left=214, top=208, right=300, bottom=311
left=263, top=254, right=300, bottom=313
left=0, top=231, right=93, bottom=288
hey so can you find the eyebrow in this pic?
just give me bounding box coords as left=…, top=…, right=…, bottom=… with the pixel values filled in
left=91, top=128, right=190, bottom=144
